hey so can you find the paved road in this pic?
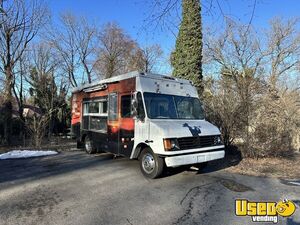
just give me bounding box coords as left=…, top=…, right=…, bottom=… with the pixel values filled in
left=0, top=151, right=299, bottom=225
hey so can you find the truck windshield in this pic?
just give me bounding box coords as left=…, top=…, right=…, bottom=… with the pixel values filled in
left=143, top=92, right=204, bottom=120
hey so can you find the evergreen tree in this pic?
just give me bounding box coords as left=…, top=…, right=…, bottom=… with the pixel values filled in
left=171, top=0, right=203, bottom=93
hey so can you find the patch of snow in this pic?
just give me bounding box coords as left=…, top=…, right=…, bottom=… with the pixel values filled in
left=289, top=181, right=300, bottom=186
left=0, top=150, right=58, bottom=160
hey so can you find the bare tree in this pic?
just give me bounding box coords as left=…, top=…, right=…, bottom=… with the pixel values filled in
left=0, top=0, right=48, bottom=144
left=203, top=18, right=300, bottom=157
left=267, top=18, right=300, bottom=89
left=0, top=0, right=4, bottom=25
left=27, top=43, right=58, bottom=112
left=141, top=0, right=258, bottom=34
left=75, top=15, right=98, bottom=83
left=202, top=76, right=243, bottom=147
left=48, top=12, right=98, bottom=86
left=32, top=43, right=56, bottom=75
left=139, top=44, right=163, bottom=73
left=48, top=15, right=79, bottom=87
left=118, top=44, right=163, bottom=73
left=26, top=43, right=68, bottom=138
left=95, top=22, right=140, bottom=78
left=0, top=67, right=4, bottom=93
left=204, top=21, right=264, bottom=152
left=256, top=17, right=300, bottom=156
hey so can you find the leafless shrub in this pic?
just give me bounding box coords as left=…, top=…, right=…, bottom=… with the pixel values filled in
left=203, top=18, right=300, bottom=158
left=25, top=112, right=51, bottom=148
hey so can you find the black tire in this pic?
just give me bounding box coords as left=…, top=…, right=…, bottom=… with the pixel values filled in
left=139, top=147, right=164, bottom=179
left=84, top=136, right=96, bottom=154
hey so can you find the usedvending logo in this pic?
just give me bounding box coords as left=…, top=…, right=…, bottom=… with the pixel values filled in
left=235, top=199, right=296, bottom=223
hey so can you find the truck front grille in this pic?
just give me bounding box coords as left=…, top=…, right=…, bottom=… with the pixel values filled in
left=177, top=135, right=221, bottom=150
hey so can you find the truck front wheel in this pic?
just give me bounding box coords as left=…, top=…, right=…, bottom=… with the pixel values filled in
left=139, top=147, right=164, bottom=179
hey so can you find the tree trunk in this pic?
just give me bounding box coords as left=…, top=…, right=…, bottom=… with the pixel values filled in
left=3, top=66, right=13, bottom=145
left=3, top=101, right=12, bottom=145
left=83, top=61, right=92, bottom=83
left=48, top=114, right=53, bottom=139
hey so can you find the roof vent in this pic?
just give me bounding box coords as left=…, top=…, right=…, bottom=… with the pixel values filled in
left=163, top=76, right=175, bottom=80
left=83, top=84, right=108, bottom=93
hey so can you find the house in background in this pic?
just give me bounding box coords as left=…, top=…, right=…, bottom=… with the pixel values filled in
left=0, top=95, right=42, bottom=142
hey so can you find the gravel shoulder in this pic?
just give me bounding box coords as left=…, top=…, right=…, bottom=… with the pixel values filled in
left=213, top=153, right=300, bottom=179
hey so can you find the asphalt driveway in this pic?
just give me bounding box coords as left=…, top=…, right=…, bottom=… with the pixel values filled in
left=0, top=151, right=299, bottom=225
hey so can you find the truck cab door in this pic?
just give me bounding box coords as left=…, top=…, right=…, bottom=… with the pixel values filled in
left=118, top=93, right=135, bottom=157
left=132, top=92, right=150, bottom=157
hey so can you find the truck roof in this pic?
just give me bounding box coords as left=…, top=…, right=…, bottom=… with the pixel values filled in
left=72, top=71, right=192, bottom=94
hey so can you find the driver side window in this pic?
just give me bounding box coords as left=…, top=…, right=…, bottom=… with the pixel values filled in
left=137, top=92, right=145, bottom=119
left=121, top=95, right=131, bottom=118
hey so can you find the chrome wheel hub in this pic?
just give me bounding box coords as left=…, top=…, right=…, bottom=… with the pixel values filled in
left=85, top=139, right=91, bottom=151
left=142, top=153, right=155, bottom=174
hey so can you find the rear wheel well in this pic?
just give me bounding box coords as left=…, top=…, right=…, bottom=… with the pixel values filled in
left=81, top=133, right=87, bottom=143
left=76, top=133, right=87, bottom=149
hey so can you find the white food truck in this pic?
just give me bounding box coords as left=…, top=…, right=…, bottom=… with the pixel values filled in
left=71, top=71, right=225, bottom=178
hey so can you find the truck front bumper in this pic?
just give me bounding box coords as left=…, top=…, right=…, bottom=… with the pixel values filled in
left=164, top=150, right=225, bottom=167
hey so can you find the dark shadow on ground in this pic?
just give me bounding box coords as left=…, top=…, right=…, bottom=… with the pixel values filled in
left=0, top=151, right=128, bottom=188
left=0, top=147, right=243, bottom=185
left=200, top=152, right=242, bottom=175
left=162, top=149, right=242, bottom=178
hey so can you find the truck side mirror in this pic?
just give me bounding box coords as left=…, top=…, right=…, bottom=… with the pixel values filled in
left=131, top=98, right=138, bottom=118
left=131, top=92, right=145, bottom=122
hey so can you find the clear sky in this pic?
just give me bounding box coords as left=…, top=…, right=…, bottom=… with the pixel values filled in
left=48, top=0, right=300, bottom=73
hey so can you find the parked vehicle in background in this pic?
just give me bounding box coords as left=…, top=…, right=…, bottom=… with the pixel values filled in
left=71, top=71, right=225, bottom=178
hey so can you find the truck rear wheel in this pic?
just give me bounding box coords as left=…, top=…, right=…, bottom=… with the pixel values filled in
left=139, top=147, right=164, bottom=179
left=84, top=136, right=96, bottom=154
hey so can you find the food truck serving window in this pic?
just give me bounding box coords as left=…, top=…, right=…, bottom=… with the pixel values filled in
left=83, top=100, right=108, bottom=116
left=82, top=98, right=108, bottom=132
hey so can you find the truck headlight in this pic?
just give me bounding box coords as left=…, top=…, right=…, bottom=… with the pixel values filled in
left=214, top=135, right=222, bottom=145
left=163, top=138, right=180, bottom=151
